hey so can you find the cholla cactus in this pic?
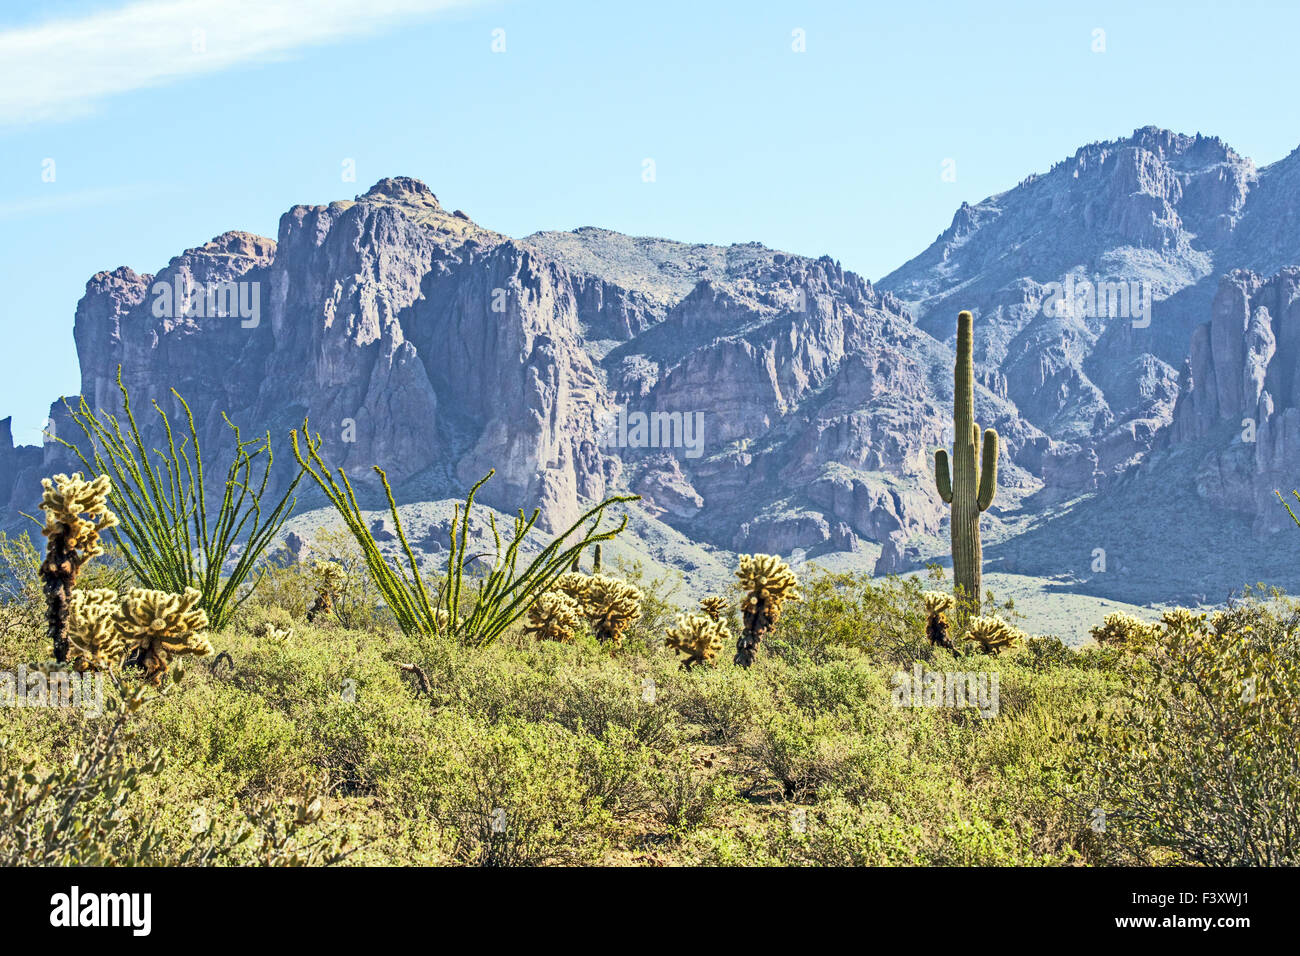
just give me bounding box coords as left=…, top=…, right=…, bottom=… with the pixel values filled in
left=699, top=596, right=729, bottom=622
left=251, top=620, right=293, bottom=644
left=922, top=590, right=956, bottom=650
left=962, top=614, right=1024, bottom=655
left=734, top=554, right=801, bottom=667
left=580, top=574, right=643, bottom=646
left=306, top=561, right=346, bottom=623
left=523, top=591, right=583, bottom=643
left=1090, top=612, right=1163, bottom=652
left=67, top=588, right=123, bottom=672
left=664, top=612, right=727, bottom=670
left=115, top=586, right=212, bottom=682
left=37, top=473, right=120, bottom=663
left=552, top=572, right=591, bottom=603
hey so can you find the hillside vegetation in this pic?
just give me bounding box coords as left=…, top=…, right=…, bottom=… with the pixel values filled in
left=3, top=536, right=1296, bottom=866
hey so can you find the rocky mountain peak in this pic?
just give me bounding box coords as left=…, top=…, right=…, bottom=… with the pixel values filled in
left=361, top=176, right=441, bottom=206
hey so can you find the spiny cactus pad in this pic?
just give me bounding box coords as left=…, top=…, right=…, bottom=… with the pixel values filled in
left=664, top=613, right=727, bottom=667
left=523, top=591, right=584, bottom=643
left=962, top=615, right=1025, bottom=655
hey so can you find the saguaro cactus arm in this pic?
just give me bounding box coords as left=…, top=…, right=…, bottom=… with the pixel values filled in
left=977, top=428, right=999, bottom=512
left=934, top=449, right=953, bottom=503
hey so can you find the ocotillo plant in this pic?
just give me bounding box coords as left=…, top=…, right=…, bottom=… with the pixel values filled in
left=57, top=367, right=304, bottom=629
left=933, top=310, right=999, bottom=607
left=291, top=421, right=637, bottom=647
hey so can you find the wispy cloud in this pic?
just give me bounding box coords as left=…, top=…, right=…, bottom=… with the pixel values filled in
left=0, top=0, right=481, bottom=127
left=0, top=183, right=176, bottom=219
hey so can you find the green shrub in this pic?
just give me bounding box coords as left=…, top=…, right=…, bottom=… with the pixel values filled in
left=1060, top=603, right=1300, bottom=865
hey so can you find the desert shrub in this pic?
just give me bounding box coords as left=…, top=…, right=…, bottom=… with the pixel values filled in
left=775, top=570, right=929, bottom=666
left=671, top=664, right=777, bottom=744
left=0, top=671, right=347, bottom=866
left=0, top=532, right=41, bottom=641
left=688, top=798, right=927, bottom=866
left=1060, top=605, right=1300, bottom=865
left=1020, top=634, right=1074, bottom=671
left=424, top=713, right=612, bottom=866
left=573, top=727, right=654, bottom=815
left=740, top=710, right=879, bottom=801
left=648, top=750, right=734, bottom=831
left=240, top=605, right=296, bottom=644
left=548, top=665, right=679, bottom=750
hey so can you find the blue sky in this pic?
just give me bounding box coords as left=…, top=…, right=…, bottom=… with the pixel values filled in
left=2, top=0, right=1298, bottom=443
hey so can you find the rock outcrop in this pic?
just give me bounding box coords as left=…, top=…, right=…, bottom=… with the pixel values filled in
left=1168, top=267, right=1300, bottom=530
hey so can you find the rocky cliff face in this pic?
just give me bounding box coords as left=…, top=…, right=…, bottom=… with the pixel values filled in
left=1167, top=267, right=1300, bottom=530
left=880, top=127, right=1256, bottom=495
left=8, top=127, right=1300, bottom=586
left=12, top=176, right=998, bottom=564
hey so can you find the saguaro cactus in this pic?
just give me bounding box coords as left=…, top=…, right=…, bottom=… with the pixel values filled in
left=933, top=310, right=998, bottom=606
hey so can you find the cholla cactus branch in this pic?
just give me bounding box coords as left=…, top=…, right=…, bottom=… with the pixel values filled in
left=115, top=586, right=213, bottom=682
left=699, top=596, right=729, bottom=622
left=962, top=614, right=1024, bottom=655
left=67, top=588, right=123, bottom=672
left=664, top=612, right=727, bottom=670
left=306, top=561, right=346, bottom=623
left=37, top=473, right=119, bottom=662
left=522, top=591, right=583, bottom=643
left=578, top=574, right=642, bottom=646
left=922, top=590, right=956, bottom=650
left=735, top=553, right=801, bottom=667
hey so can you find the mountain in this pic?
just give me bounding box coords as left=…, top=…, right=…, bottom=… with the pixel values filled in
left=5, top=127, right=1300, bottom=604
left=6, top=176, right=1041, bottom=573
